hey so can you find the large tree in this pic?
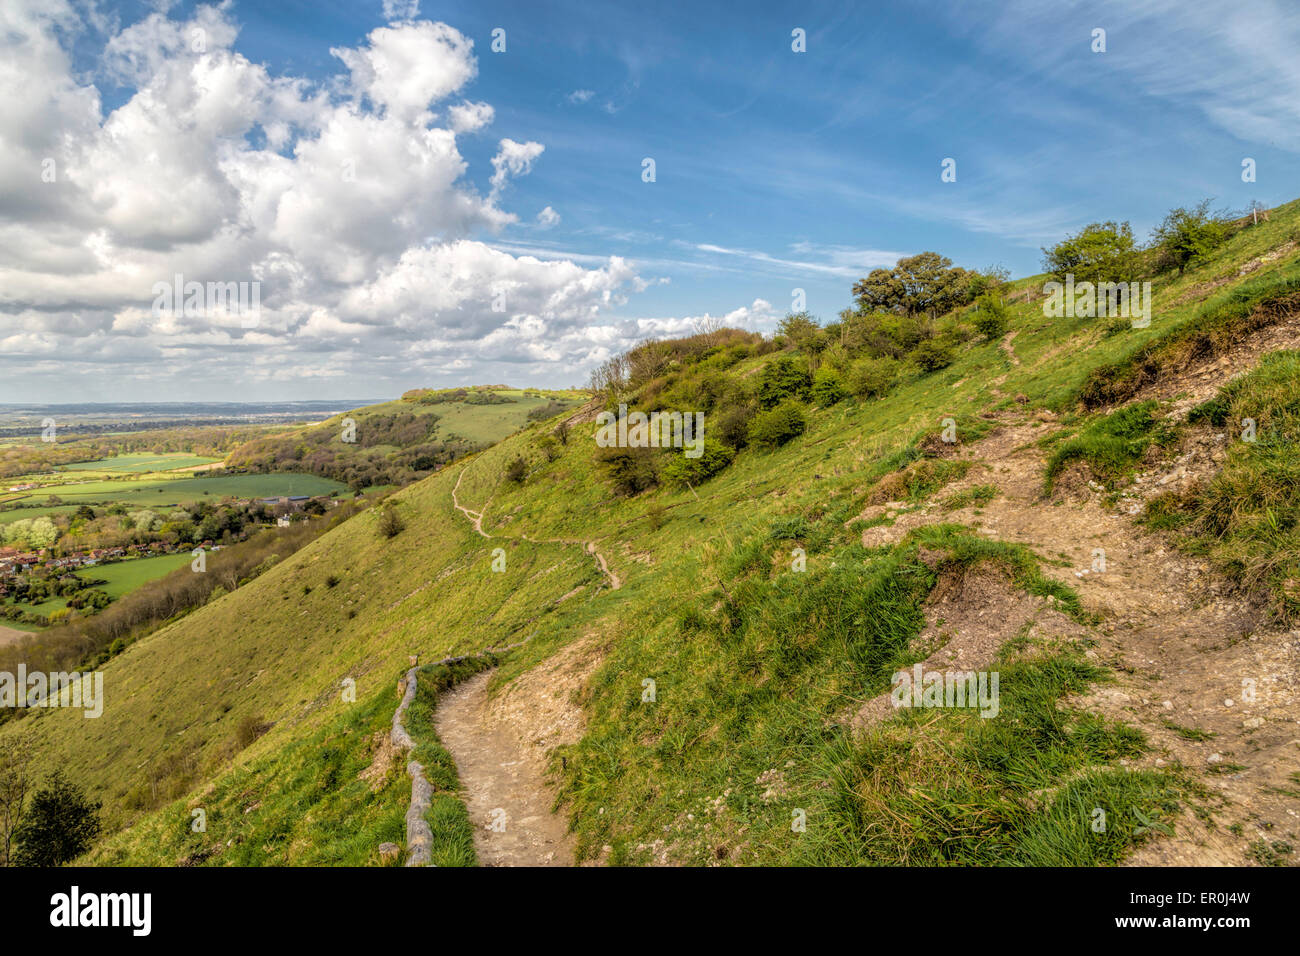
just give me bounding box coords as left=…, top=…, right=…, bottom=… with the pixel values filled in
left=1041, top=221, right=1140, bottom=285
left=852, top=252, right=975, bottom=318
left=1150, top=200, right=1234, bottom=275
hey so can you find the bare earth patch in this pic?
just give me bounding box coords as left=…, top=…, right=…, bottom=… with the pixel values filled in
left=433, top=637, right=603, bottom=866
left=840, top=308, right=1300, bottom=862
left=849, top=562, right=1085, bottom=730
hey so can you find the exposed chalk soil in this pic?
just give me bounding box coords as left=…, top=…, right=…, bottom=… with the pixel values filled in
left=434, top=669, right=578, bottom=866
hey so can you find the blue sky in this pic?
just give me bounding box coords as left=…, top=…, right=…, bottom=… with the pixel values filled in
left=293, top=0, right=1295, bottom=322
left=2, top=0, right=1297, bottom=400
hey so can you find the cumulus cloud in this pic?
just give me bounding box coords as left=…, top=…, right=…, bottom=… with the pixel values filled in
left=536, top=206, right=561, bottom=228
left=567, top=89, right=594, bottom=104
left=0, top=2, right=659, bottom=398
left=489, top=138, right=545, bottom=198
left=448, top=100, right=493, bottom=133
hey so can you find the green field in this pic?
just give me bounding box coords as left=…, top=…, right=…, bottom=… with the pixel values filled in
left=82, top=552, right=195, bottom=598
left=1, top=472, right=347, bottom=517
left=333, top=388, right=585, bottom=447
left=62, top=453, right=220, bottom=473
left=19, top=552, right=194, bottom=617
left=0, top=504, right=80, bottom=526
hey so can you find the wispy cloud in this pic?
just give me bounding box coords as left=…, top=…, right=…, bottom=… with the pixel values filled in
left=693, top=242, right=906, bottom=278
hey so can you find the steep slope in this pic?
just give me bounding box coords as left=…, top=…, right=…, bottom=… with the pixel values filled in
left=9, top=199, right=1300, bottom=867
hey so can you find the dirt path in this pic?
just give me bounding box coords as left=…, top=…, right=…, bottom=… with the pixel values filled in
left=848, top=314, right=1300, bottom=864
left=451, top=470, right=489, bottom=538
left=434, top=670, right=578, bottom=866
left=452, top=466, right=621, bottom=590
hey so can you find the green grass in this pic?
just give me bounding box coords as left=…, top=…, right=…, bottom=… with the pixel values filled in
left=942, top=483, right=999, bottom=511
left=62, top=453, right=220, bottom=473
left=1044, top=400, right=1179, bottom=493
left=800, top=651, right=1175, bottom=866
left=84, top=681, right=410, bottom=866
left=1145, top=349, right=1300, bottom=620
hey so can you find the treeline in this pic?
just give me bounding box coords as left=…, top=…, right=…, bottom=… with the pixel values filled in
left=564, top=198, right=1274, bottom=499
left=226, top=410, right=484, bottom=491
left=401, top=386, right=516, bottom=406
left=576, top=256, right=1008, bottom=496
left=0, top=501, right=367, bottom=694
left=1040, top=199, right=1259, bottom=284
left=0, top=424, right=294, bottom=480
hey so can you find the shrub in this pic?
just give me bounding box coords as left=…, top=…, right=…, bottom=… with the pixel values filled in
left=376, top=504, right=405, bottom=539
left=972, top=294, right=1010, bottom=339
left=1041, top=221, right=1140, bottom=285
left=756, top=356, right=812, bottom=408
left=846, top=356, right=900, bottom=399
left=1150, top=200, right=1235, bottom=276
left=595, top=445, right=659, bottom=497
left=811, top=367, right=847, bottom=406
left=504, top=456, right=528, bottom=483
left=537, top=436, right=561, bottom=462
left=660, top=441, right=736, bottom=487
left=11, top=771, right=101, bottom=867
left=747, top=400, right=807, bottom=449
left=234, top=715, right=269, bottom=750
left=911, top=339, right=956, bottom=372
left=715, top=401, right=757, bottom=449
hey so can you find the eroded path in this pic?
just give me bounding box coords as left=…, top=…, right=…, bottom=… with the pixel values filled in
left=849, top=313, right=1300, bottom=865
left=433, top=637, right=601, bottom=867
left=434, top=671, right=575, bottom=866
left=435, top=460, right=612, bottom=866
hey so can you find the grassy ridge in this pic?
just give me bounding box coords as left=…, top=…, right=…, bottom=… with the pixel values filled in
left=6, top=198, right=1300, bottom=866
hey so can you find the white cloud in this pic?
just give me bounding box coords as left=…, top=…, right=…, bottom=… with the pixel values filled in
left=567, top=89, right=594, bottom=104
left=489, top=138, right=545, bottom=197
left=695, top=242, right=906, bottom=278
left=330, top=20, right=476, bottom=123
left=448, top=100, right=493, bottom=133
left=0, top=3, right=647, bottom=398
left=536, top=206, right=561, bottom=228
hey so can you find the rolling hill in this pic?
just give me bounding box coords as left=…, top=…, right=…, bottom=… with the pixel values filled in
left=6, top=199, right=1300, bottom=868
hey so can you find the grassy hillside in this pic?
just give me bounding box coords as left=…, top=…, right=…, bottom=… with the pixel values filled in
left=7, top=199, right=1300, bottom=866
left=225, top=386, right=587, bottom=490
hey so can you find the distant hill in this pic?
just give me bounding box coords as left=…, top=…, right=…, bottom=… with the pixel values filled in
left=225, top=386, right=587, bottom=490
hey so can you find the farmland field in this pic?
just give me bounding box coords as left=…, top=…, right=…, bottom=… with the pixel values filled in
left=61, top=453, right=220, bottom=472
left=1, top=472, right=347, bottom=513
left=22, top=552, right=194, bottom=616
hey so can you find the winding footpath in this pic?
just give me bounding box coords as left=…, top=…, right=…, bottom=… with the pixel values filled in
left=425, top=462, right=619, bottom=865
left=452, top=469, right=622, bottom=591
